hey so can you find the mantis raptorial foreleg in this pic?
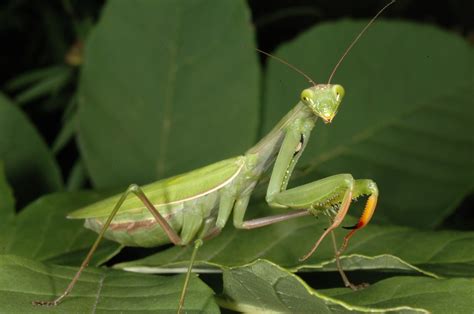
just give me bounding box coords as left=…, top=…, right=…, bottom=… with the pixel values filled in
left=297, top=178, right=378, bottom=260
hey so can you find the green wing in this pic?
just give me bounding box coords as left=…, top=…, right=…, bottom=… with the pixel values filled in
left=68, top=156, right=244, bottom=219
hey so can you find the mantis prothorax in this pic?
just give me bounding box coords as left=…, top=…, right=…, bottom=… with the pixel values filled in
left=33, top=1, right=395, bottom=312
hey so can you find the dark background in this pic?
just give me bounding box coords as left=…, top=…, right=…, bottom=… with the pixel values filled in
left=1, top=0, right=473, bottom=226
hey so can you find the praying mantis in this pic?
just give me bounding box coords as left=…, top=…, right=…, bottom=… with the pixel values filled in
left=33, top=1, right=395, bottom=312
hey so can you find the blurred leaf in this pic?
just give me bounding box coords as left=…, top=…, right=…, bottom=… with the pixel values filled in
left=52, top=111, right=76, bottom=154
left=9, top=66, right=73, bottom=105
left=114, top=211, right=474, bottom=278
left=78, top=0, right=260, bottom=188
left=219, top=259, right=474, bottom=313
left=0, top=191, right=121, bottom=266
left=0, top=255, right=218, bottom=313
left=5, top=66, right=67, bottom=90
left=52, top=94, right=79, bottom=157
left=262, top=21, right=474, bottom=228
left=0, top=93, right=62, bottom=205
left=0, top=161, right=15, bottom=222
left=66, top=159, right=87, bottom=191
left=0, top=161, right=15, bottom=249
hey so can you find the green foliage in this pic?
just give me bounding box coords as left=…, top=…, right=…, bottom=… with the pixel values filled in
left=1, top=0, right=473, bottom=313
left=220, top=260, right=474, bottom=313
left=0, top=94, right=62, bottom=204
left=0, top=188, right=121, bottom=266
left=0, top=255, right=218, bottom=313
left=5, top=65, right=73, bottom=105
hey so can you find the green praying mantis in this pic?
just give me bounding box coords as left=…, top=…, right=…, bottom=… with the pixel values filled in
left=33, top=1, right=395, bottom=312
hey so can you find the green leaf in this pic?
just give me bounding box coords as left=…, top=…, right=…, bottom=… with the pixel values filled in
left=66, top=159, right=88, bottom=191
left=0, top=161, right=15, bottom=249
left=219, top=259, right=438, bottom=313
left=5, top=66, right=68, bottom=91
left=0, top=93, right=62, bottom=205
left=13, top=66, right=73, bottom=105
left=51, top=111, right=77, bottom=155
left=0, top=192, right=121, bottom=266
left=78, top=0, right=260, bottom=188
left=323, top=276, right=474, bottom=314
left=0, top=161, right=15, bottom=222
left=115, top=212, right=474, bottom=279
left=0, top=255, right=218, bottom=313
left=262, top=20, right=474, bottom=228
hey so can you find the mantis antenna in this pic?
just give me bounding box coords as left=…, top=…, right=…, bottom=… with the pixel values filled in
left=327, top=0, right=396, bottom=84
left=256, top=48, right=317, bottom=87
left=256, top=0, right=395, bottom=87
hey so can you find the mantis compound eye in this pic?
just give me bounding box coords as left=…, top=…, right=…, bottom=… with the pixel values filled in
left=301, top=89, right=314, bottom=105
left=332, top=85, right=345, bottom=102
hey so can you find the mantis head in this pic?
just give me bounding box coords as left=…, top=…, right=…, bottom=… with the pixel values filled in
left=301, top=84, right=345, bottom=123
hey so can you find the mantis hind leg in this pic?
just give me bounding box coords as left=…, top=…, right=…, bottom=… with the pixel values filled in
left=32, top=184, right=184, bottom=307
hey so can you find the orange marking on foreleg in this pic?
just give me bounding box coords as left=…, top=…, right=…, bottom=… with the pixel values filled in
left=339, top=194, right=378, bottom=255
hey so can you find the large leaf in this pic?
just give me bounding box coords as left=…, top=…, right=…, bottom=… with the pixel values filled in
left=262, top=21, right=474, bottom=228
left=0, top=162, right=14, bottom=223
left=219, top=259, right=474, bottom=313
left=0, top=255, right=218, bottom=313
left=78, top=0, right=259, bottom=188
left=0, top=93, right=62, bottom=205
left=115, top=211, right=474, bottom=278
left=0, top=191, right=121, bottom=266
left=324, top=277, right=474, bottom=314
left=0, top=162, right=15, bottom=249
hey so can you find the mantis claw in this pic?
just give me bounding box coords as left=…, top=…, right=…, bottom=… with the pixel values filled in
left=342, top=224, right=358, bottom=230
left=32, top=300, right=57, bottom=307
left=348, top=282, right=370, bottom=291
